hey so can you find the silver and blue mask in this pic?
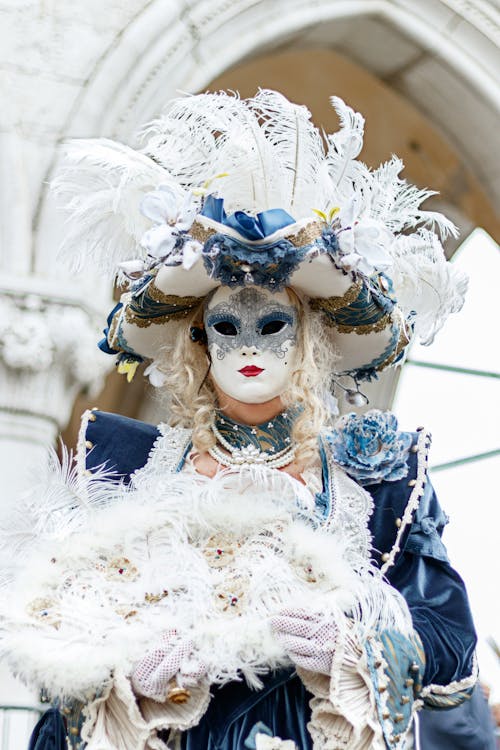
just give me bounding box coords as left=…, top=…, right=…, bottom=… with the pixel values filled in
left=204, top=288, right=298, bottom=360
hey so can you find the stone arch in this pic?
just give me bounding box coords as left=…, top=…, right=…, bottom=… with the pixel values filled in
left=32, top=0, right=498, bottom=432
left=35, top=0, right=499, bottom=270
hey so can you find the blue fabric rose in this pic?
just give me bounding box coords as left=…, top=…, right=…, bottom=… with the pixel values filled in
left=327, top=409, right=412, bottom=485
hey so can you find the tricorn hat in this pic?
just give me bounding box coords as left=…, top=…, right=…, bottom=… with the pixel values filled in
left=53, top=90, right=467, bottom=389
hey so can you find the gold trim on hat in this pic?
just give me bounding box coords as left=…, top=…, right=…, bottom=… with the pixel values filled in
left=334, top=312, right=393, bottom=335
left=108, top=307, right=123, bottom=349
left=286, top=221, right=323, bottom=247
left=147, top=286, right=203, bottom=307
left=190, top=221, right=217, bottom=244
left=309, top=281, right=363, bottom=314
left=376, top=311, right=411, bottom=371
left=189, top=218, right=324, bottom=248
left=125, top=291, right=203, bottom=328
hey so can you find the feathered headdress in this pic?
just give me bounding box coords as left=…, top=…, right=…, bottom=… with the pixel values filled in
left=52, top=90, right=467, bottom=382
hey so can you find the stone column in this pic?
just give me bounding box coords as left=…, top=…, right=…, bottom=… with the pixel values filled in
left=0, top=285, right=111, bottom=747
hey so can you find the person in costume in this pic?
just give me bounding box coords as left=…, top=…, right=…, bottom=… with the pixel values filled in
left=0, top=91, right=476, bottom=750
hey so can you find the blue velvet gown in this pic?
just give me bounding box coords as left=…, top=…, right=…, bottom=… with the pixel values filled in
left=28, top=412, right=477, bottom=750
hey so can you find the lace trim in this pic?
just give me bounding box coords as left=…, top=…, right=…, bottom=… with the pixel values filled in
left=76, top=409, right=94, bottom=479
left=322, top=446, right=373, bottom=564
left=380, top=430, right=431, bottom=575
left=420, top=655, right=478, bottom=697
left=130, top=424, right=192, bottom=485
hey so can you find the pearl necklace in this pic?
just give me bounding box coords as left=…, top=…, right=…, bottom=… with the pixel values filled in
left=209, top=421, right=296, bottom=469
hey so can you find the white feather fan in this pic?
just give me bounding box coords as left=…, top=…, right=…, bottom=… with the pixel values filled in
left=0, top=441, right=411, bottom=700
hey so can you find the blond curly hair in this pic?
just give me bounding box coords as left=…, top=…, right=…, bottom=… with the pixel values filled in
left=157, top=290, right=339, bottom=468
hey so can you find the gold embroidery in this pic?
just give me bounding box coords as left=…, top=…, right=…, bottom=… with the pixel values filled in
left=124, top=291, right=203, bottom=328
left=26, top=597, right=61, bottom=628
left=213, top=573, right=249, bottom=615
left=124, top=306, right=189, bottom=328
left=108, top=307, right=122, bottom=349
left=376, top=313, right=411, bottom=371
left=309, top=281, right=363, bottom=314
left=147, top=287, right=203, bottom=307
left=144, top=590, right=169, bottom=604
left=104, top=557, right=139, bottom=582
left=286, top=221, right=323, bottom=247
left=334, top=312, right=393, bottom=335
left=190, top=219, right=323, bottom=247
left=202, top=535, right=241, bottom=569
left=190, top=221, right=217, bottom=244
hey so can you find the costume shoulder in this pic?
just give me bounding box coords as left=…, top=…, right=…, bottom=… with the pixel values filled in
left=366, top=428, right=450, bottom=570
left=326, top=410, right=446, bottom=569
left=77, top=409, right=161, bottom=482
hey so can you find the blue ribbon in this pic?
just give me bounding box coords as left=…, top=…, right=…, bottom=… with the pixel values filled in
left=201, top=195, right=295, bottom=241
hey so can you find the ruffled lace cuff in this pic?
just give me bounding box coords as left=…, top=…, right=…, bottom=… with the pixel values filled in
left=81, top=671, right=210, bottom=750
left=298, top=628, right=426, bottom=750
left=297, top=633, right=383, bottom=750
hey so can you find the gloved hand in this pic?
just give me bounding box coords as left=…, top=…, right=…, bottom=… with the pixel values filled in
left=131, top=629, right=206, bottom=701
left=270, top=609, right=338, bottom=675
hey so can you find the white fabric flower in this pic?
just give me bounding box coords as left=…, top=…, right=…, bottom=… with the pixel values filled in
left=140, top=223, right=178, bottom=259
left=144, top=361, right=167, bottom=387
left=140, top=185, right=197, bottom=260
left=336, top=195, right=393, bottom=276
left=182, top=239, right=203, bottom=270
left=117, top=259, right=147, bottom=279
left=338, top=220, right=393, bottom=276
left=140, top=185, right=197, bottom=230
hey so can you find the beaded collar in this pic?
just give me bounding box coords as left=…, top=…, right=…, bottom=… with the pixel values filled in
left=214, top=409, right=296, bottom=455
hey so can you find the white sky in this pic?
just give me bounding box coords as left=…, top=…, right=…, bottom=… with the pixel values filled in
left=393, top=228, right=500, bottom=698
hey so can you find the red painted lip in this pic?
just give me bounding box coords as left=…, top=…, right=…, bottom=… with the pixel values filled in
left=238, top=365, right=264, bottom=377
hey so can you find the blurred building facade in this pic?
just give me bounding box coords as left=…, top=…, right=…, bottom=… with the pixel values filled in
left=0, top=0, right=499, bottom=746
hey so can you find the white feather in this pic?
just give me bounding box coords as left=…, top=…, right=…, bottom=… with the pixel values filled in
left=390, top=229, right=468, bottom=344
left=52, top=139, right=171, bottom=274
left=366, top=156, right=458, bottom=238
left=324, top=97, right=370, bottom=207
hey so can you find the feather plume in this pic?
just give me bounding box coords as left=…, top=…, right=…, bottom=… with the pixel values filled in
left=367, top=157, right=458, bottom=238
left=142, top=90, right=331, bottom=218
left=389, top=229, right=468, bottom=344
left=144, top=91, right=282, bottom=215
left=324, top=97, right=370, bottom=207
left=0, top=435, right=410, bottom=699
left=248, top=89, right=326, bottom=215
left=52, top=139, right=171, bottom=274
left=0, top=444, right=121, bottom=564
left=51, top=91, right=462, bottom=343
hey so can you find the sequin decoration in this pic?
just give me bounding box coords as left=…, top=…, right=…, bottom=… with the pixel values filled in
left=144, top=590, right=169, bottom=603
left=214, top=574, right=249, bottom=615
left=203, top=535, right=240, bottom=568
left=26, top=597, right=61, bottom=628
left=104, top=557, right=139, bottom=581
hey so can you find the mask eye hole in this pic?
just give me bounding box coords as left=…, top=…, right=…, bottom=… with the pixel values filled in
left=261, top=320, right=287, bottom=335
left=213, top=321, right=238, bottom=336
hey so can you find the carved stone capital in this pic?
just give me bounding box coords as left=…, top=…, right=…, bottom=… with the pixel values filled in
left=0, top=290, right=112, bottom=428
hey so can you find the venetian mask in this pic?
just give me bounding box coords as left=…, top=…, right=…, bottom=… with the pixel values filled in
left=204, top=286, right=298, bottom=404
